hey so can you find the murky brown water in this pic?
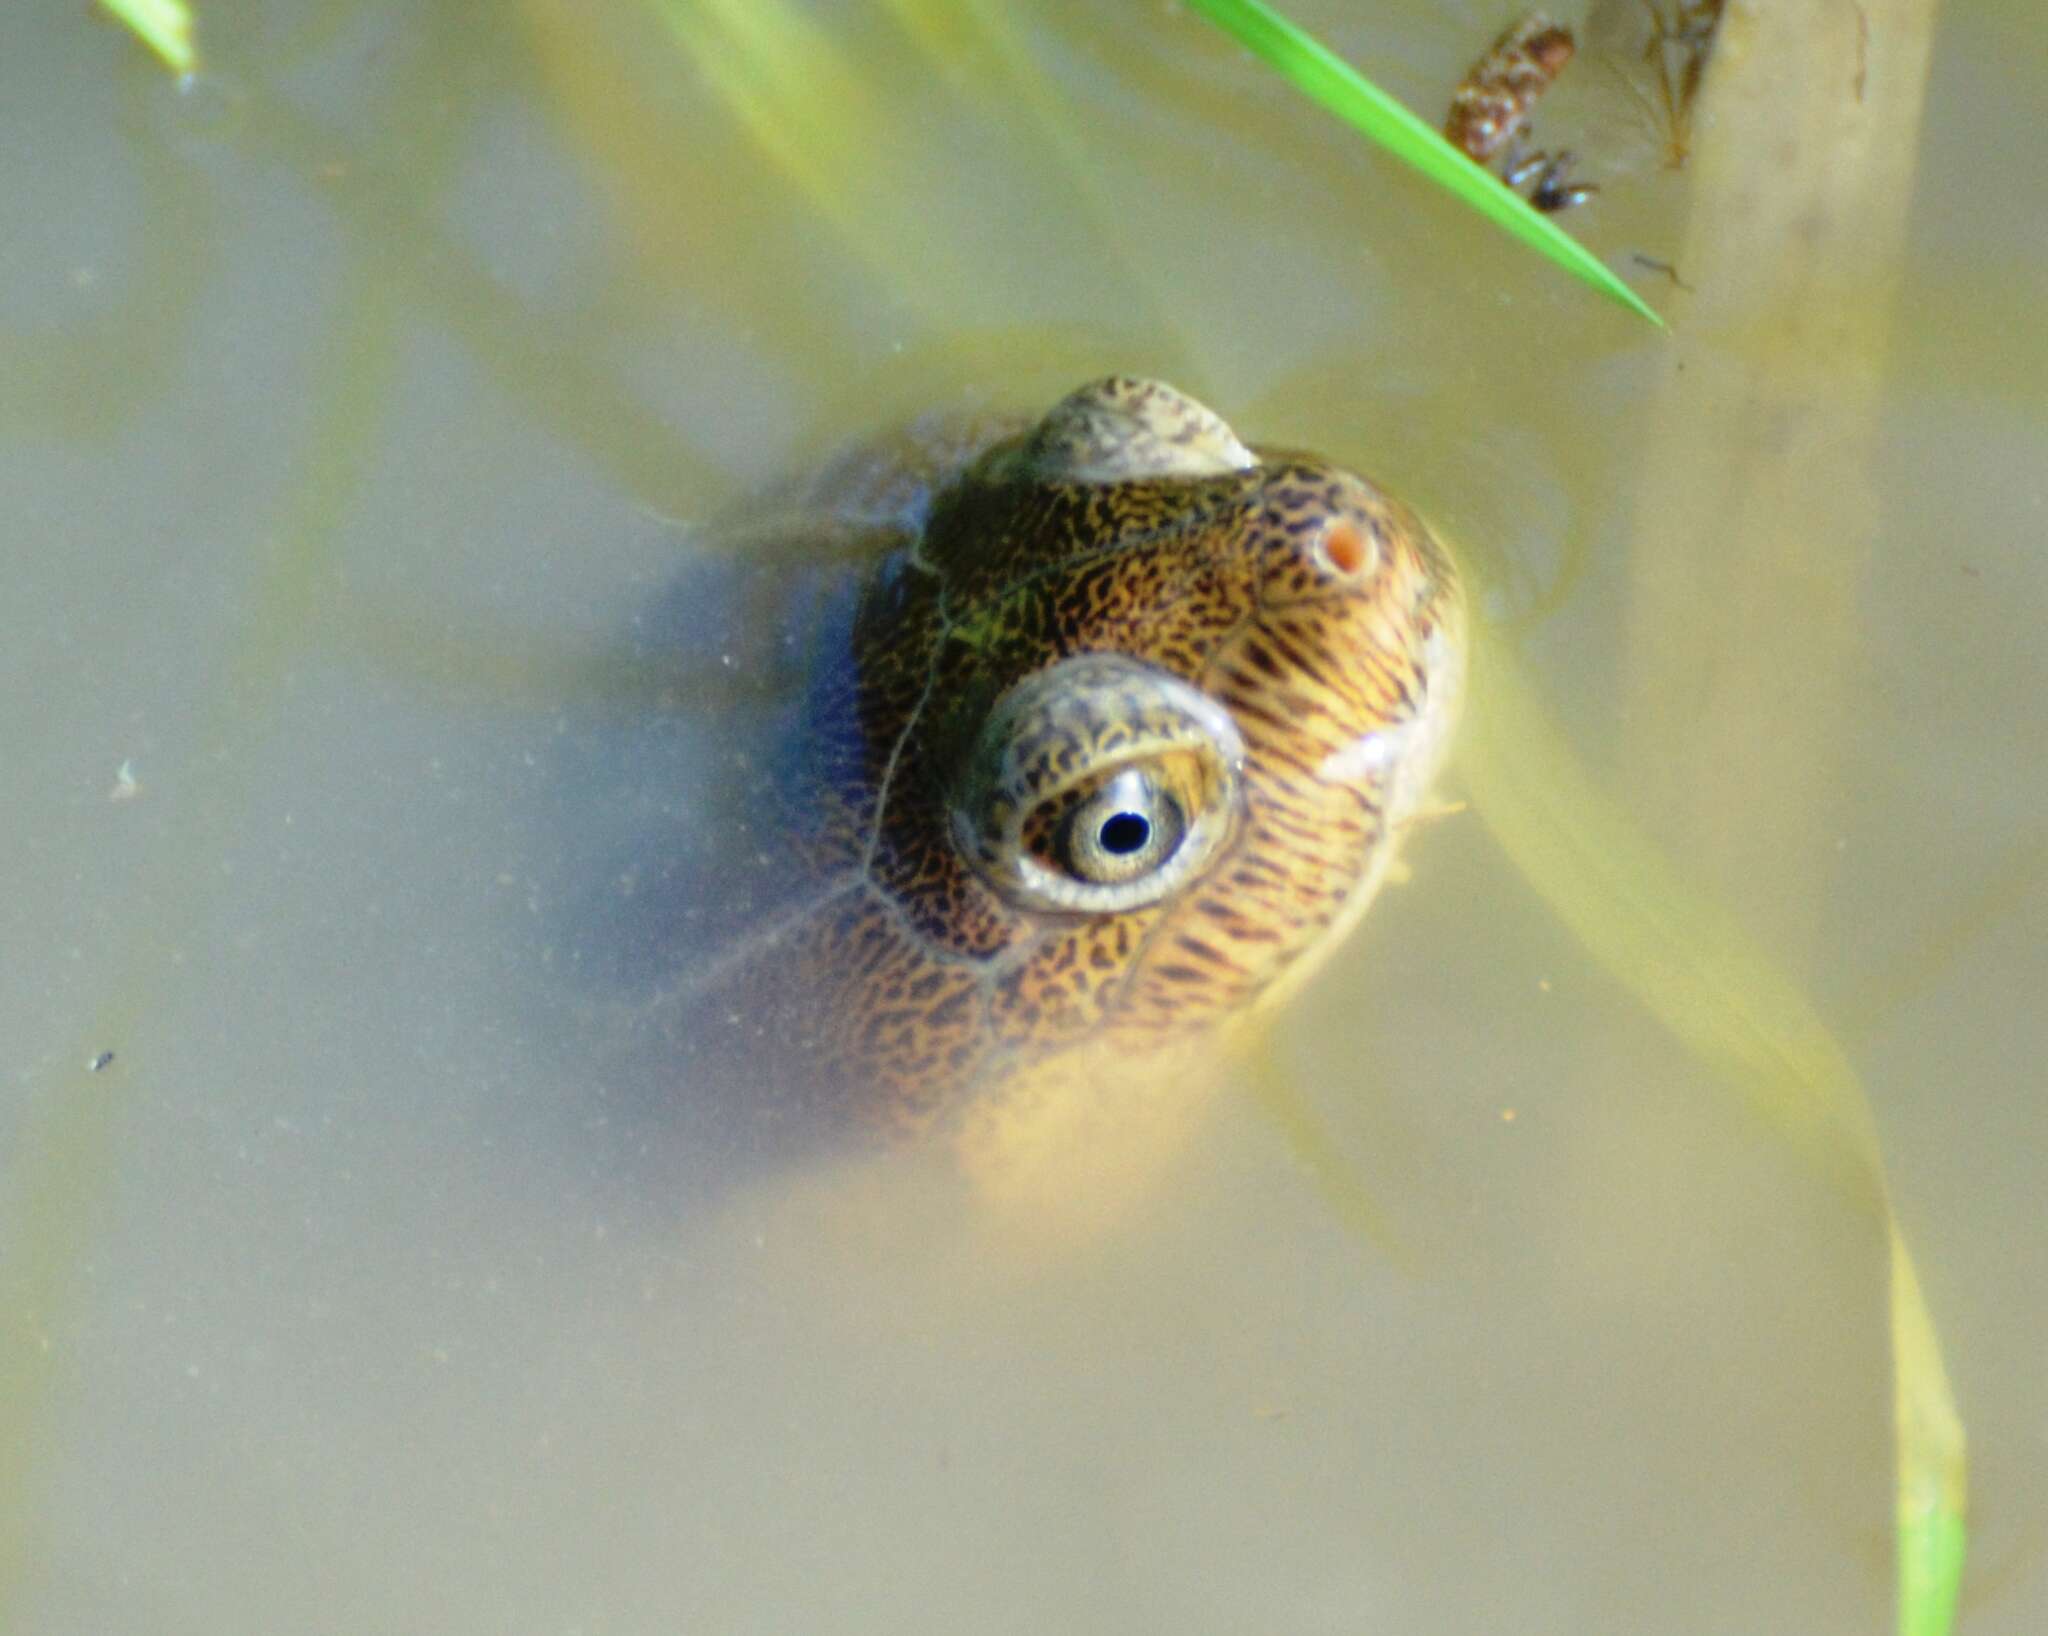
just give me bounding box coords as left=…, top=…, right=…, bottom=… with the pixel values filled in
left=3, top=2, right=2043, bottom=1631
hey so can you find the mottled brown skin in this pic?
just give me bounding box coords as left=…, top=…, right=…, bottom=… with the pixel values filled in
left=649, top=379, right=1465, bottom=1172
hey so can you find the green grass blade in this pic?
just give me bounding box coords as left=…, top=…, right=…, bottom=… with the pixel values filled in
left=1461, top=634, right=1966, bottom=1634
left=1184, top=0, right=1663, bottom=328
left=97, top=0, right=197, bottom=75
left=1892, top=1228, right=1968, bottom=1636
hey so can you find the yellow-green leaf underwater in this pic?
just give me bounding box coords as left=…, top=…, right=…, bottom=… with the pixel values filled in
left=1462, top=632, right=1965, bottom=1636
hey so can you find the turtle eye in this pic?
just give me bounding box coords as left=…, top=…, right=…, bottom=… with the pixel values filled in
left=1059, top=768, right=1187, bottom=886
left=950, top=654, right=1243, bottom=916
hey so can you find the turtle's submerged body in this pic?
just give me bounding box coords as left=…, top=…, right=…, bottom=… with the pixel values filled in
left=601, top=379, right=1466, bottom=1186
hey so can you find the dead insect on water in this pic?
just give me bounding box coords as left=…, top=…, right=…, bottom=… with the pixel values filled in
left=1504, top=141, right=1597, bottom=213
left=1631, top=0, right=1728, bottom=168
left=1445, top=13, right=1596, bottom=214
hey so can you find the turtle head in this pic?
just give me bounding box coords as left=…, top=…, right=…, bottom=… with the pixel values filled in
left=926, top=377, right=1467, bottom=1047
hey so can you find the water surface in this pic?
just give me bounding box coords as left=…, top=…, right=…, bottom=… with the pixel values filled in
left=3, top=2, right=2043, bottom=1630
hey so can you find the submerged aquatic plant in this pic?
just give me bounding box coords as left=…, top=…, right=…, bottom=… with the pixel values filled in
left=1462, top=640, right=1965, bottom=1636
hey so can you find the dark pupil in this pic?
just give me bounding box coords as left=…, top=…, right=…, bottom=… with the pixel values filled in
left=1097, top=811, right=1151, bottom=856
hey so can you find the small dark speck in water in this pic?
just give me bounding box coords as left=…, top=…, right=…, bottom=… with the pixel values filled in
left=1632, top=253, right=1694, bottom=292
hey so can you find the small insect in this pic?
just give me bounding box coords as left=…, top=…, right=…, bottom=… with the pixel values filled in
left=1446, top=13, right=1595, bottom=214
left=1446, top=13, right=1577, bottom=165
left=1633, top=0, right=1727, bottom=168
left=1503, top=140, right=1597, bottom=213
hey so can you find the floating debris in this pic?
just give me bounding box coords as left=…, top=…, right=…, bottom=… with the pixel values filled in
left=1446, top=14, right=1594, bottom=213
left=1504, top=142, right=1598, bottom=213
left=1446, top=13, right=1577, bottom=163
left=1631, top=252, right=1695, bottom=291
left=1635, top=0, right=1728, bottom=168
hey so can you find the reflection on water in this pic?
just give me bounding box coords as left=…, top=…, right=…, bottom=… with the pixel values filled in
left=2, top=1, right=2043, bottom=1630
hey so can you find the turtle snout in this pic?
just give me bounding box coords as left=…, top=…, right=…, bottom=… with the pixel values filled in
left=1253, top=466, right=1407, bottom=594
left=1306, top=506, right=1381, bottom=581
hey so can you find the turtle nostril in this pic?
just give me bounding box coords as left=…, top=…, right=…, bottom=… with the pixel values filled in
left=1321, top=521, right=1368, bottom=575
